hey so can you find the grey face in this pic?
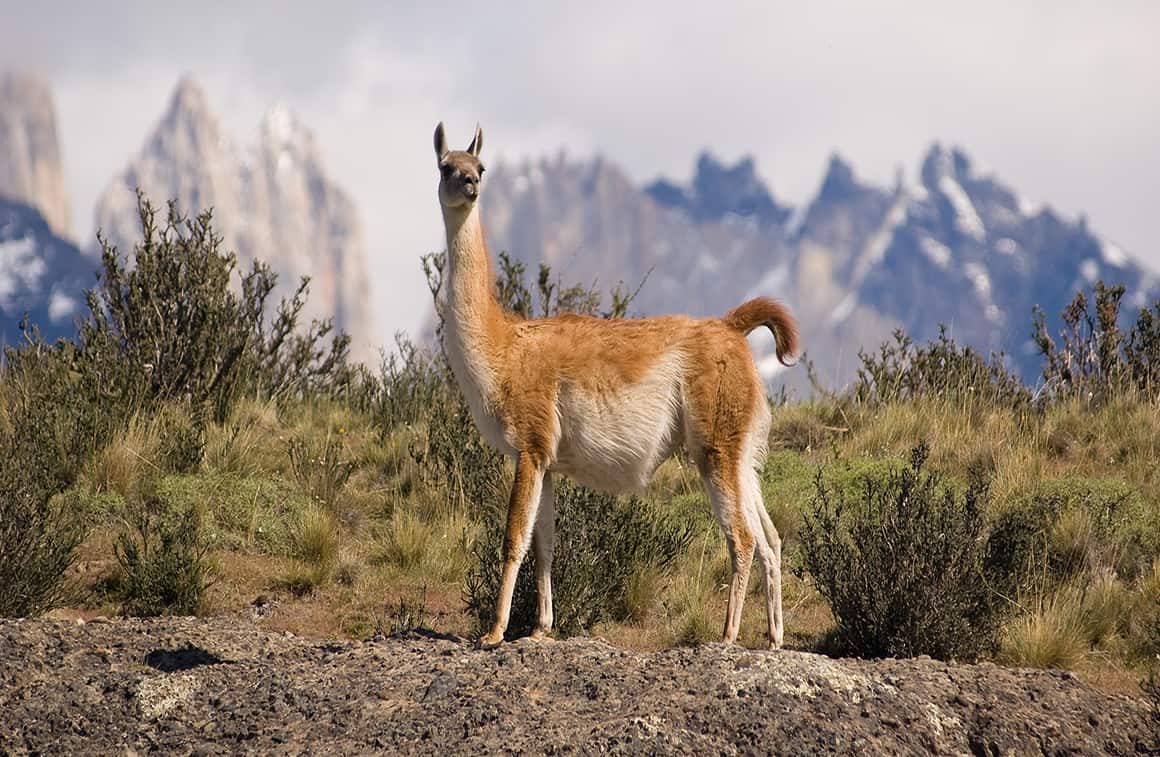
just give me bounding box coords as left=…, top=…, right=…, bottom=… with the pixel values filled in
left=438, top=151, right=485, bottom=208
left=434, top=121, right=485, bottom=209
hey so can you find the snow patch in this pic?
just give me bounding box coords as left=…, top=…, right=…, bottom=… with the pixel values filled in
left=858, top=198, right=908, bottom=274
left=994, top=238, right=1019, bottom=256
left=937, top=176, right=986, bottom=241
left=1079, top=259, right=1099, bottom=284
left=783, top=203, right=809, bottom=239
left=919, top=236, right=952, bottom=270
left=745, top=263, right=789, bottom=301
left=829, top=293, right=858, bottom=325
left=963, top=262, right=991, bottom=300
left=48, top=290, right=77, bottom=322
left=1017, top=194, right=1041, bottom=217
left=0, top=235, right=45, bottom=307
left=697, top=252, right=721, bottom=273
left=1100, top=239, right=1127, bottom=266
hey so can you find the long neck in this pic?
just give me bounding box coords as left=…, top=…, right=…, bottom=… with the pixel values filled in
left=442, top=203, right=505, bottom=349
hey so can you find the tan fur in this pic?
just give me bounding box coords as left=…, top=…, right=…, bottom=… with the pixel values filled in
left=432, top=122, right=799, bottom=649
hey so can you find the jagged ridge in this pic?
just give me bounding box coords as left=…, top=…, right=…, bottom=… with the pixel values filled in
left=482, top=144, right=1158, bottom=387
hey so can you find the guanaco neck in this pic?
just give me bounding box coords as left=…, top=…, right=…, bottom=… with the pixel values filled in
left=441, top=202, right=509, bottom=389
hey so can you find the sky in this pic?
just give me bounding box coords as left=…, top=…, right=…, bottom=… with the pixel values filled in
left=2, top=0, right=1158, bottom=342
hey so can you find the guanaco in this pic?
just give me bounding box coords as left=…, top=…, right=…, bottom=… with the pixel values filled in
left=433, top=122, right=799, bottom=649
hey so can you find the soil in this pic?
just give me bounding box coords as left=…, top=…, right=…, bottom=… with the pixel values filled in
left=0, top=616, right=1154, bottom=755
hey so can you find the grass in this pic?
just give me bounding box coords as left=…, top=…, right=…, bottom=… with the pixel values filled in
left=25, top=362, right=1160, bottom=695
left=1000, top=588, right=1089, bottom=669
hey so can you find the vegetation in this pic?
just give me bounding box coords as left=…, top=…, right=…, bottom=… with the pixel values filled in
left=1, top=192, right=1158, bottom=702
left=799, top=443, right=998, bottom=660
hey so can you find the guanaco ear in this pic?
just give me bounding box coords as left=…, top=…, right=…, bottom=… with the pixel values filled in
left=466, top=123, right=483, bottom=157
left=434, top=122, right=449, bottom=162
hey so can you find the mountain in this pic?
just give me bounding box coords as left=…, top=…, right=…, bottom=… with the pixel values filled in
left=482, top=147, right=1159, bottom=389
left=0, top=73, right=73, bottom=239
left=93, top=78, right=377, bottom=361
left=0, top=196, right=94, bottom=347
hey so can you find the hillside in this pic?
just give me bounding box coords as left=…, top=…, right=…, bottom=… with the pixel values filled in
left=0, top=617, right=1152, bottom=754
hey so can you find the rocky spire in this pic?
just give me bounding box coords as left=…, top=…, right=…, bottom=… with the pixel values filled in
left=0, top=72, right=73, bottom=238
left=93, top=78, right=378, bottom=361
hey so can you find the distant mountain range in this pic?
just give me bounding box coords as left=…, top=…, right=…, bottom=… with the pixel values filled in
left=0, top=72, right=378, bottom=361
left=481, top=146, right=1158, bottom=388
left=2, top=70, right=1157, bottom=388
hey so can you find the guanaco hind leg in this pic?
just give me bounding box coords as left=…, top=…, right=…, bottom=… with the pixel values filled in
left=702, top=465, right=756, bottom=645
left=530, top=473, right=556, bottom=640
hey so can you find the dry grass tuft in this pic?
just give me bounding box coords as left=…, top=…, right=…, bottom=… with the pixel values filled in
left=1001, top=588, right=1088, bottom=670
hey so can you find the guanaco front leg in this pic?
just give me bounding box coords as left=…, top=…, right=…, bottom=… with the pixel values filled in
left=480, top=453, right=545, bottom=648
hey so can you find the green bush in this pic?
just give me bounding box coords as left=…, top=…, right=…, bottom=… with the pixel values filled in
left=799, top=443, right=999, bottom=660
left=464, top=480, right=695, bottom=638
left=986, top=477, right=1156, bottom=593
left=852, top=326, right=1029, bottom=409
left=113, top=480, right=213, bottom=616
left=0, top=342, right=95, bottom=616
left=1034, top=281, right=1160, bottom=401
left=153, top=401, right=206, bottom=474
left=87, top=193, right=355, bottom=422
left=0, top=473, right=86, bottom=617
left=371, top=336, right=446, bottom=431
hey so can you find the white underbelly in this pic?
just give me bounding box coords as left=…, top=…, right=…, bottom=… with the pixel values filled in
left=551, top=377, right=684, bottom=493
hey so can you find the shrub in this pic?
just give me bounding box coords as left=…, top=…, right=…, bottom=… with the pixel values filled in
left=87, top=193, right=354, bottom=422
left=292, top=506, right=339, bottom=569
left=0, top=342, right=93, bottom=616
left=371, top=336, right=446, bottom=432
left=114, top=480, right=213, bottom=616
left=81, top=403, right=205, bottom=497
left=0, top=473, right=85, bottom=617
left=1080, top=569, right=1130, bottom=647
left=985, top=477, right=1155, bottom=593
left=416, top=382, right=507, bottom=516
left=1033, top=281, right=1160, bottom=401
left=798, top=443, right=999, bottom=660
left=852, top=326, right=1029, bottom=409
left=464, top=480, right=696, bottom=639
left=382, top=588, right=431, bottom=636
left=379, top=511, right=433, bottom=571
left=153, top=472, right=308, bottom=555
left=1132, top=559, right=1160, bottom=661
left=202, top=404, right=283, bottom=476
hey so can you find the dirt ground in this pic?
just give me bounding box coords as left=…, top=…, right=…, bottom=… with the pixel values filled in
left=0, top=616, right=1154, bottom=755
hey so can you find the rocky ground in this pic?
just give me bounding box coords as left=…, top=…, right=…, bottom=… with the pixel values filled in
left=0, top=617, right=1154, bottom=755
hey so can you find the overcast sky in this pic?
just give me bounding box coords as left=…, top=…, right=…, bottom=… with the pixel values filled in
left=2, top=0, right=1158, bottom=341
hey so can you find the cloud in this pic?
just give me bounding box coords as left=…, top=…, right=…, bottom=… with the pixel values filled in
left=3, top=0, right=1158, bottom=342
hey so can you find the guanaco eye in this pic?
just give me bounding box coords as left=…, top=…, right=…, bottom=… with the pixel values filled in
left=478, top=165, right=485, bottom=175
left=440, top=165, right=452, bottom=178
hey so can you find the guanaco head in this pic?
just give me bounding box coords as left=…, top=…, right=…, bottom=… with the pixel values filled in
left=434, top=122, right=485, bottom=210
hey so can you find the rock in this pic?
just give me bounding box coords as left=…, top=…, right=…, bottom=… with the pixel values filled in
left=0, top=616, right=1151, bottom=754
left=0, top=73, right=72, bottom=238
left=92, top=77, right=378, bottom=362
